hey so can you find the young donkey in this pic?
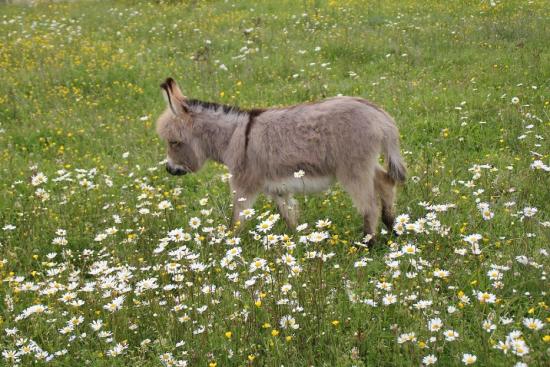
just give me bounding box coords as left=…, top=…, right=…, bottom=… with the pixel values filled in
left=156, top=77, right=406, bottom=245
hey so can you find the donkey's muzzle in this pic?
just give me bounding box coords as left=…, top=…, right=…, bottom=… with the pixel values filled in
left=166, top=164, right=187, bottom=176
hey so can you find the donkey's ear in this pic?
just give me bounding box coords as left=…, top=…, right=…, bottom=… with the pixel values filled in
left=160, top=77, right=189, bottom=116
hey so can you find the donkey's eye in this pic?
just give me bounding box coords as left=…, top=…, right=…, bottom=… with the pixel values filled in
left=169, top=141, right=181, bottom=147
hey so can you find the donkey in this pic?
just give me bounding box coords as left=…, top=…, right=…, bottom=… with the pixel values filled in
left=156, top=77, right=406, bottom=245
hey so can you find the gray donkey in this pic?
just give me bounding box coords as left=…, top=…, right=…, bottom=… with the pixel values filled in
left=157, top=77, right=406, bottom=245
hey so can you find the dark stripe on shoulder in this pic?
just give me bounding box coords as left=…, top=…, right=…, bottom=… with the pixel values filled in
left=244, top=109, right=265, bottom=151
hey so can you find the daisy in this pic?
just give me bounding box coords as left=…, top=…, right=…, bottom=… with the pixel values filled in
left=225, top=247, right=242, bottom=258
left=31, top=172, right=48, bottom=186
left=462, top=353, right=477, bottom=365
left=401, top=243, right=417, bottom=255
left=188, top=217, right=201, bottom=229
left=281, top=284, right=292, bottom=294
left=522, top=206, right=537, bottom=217
left=158, top=200, right=172, bottom=210
left=280, top=253, right=296, bottom=267
left=422, top=355, right=437, bottom=365
left=376, top=281, right=393, bottom=291
left=487, top=269, right=502, bottom=280
left=294, top=170, right=305, bottom=178
left=444, top=330, right=459, bottom=341
left=90, top=320, right=103, bottom=331
left=2, top=350, right=19, bottom=362
left=482, top=320, right=496, bottom=332
left=428, top=318, right=443, bottom=332
left=257, top=220, right=273, bottom=233
left=477, top=291, right=496, bottom=304
left=433, top=269, right=450, bottom=278
left=463, top=234, right=482, bottom=245
left=315, top=219, right=331, bottom=228
left=414, top=300, right=433, bottom=310
left=239, top=208, right=255, bottom=219
left=397, top=332, right=416, bottom=344
left=103, top=296, right=125, bottom=313
left=307, top=231, right=329, bottom=243
left=249, top=258, right=267, bottom=273
left=280, top=315, right=299, bottom=330
left=511, top=339, right=529, bottom=356
left=494, top=340, right=511, bottom=354
left=168, top=228, right=186, bottom=242
left=522, top=317, right=544, bottom=331
left=382, top=294, right=397, bottom=305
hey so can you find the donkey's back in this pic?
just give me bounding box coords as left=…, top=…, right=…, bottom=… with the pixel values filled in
left=247, top=96, right=401, bottom=180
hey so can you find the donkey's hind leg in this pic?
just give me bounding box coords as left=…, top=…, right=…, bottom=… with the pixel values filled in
left=273, top=194, right=299, bottom=230
left=374, top=164, right=397, bottom=232
left=339, top=167, right=380, bottom=245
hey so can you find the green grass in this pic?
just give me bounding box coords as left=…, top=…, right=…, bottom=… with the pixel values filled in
left=0, top=0, right=549, bottom=366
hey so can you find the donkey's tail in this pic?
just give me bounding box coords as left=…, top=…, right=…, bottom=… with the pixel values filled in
left=382, top=124, right=407, bottom=183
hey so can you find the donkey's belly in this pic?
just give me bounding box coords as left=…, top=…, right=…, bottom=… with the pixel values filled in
left=263, top=176, right=335, bottom=195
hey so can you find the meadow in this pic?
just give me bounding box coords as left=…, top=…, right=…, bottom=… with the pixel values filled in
left=0, top=0, right=549, bottom=365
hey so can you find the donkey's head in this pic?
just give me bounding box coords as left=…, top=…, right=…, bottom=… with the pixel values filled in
left=156, top=77, right=206, bottom=176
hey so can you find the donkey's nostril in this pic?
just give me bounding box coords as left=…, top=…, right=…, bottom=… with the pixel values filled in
left=166, top=163, right=187, bottom=176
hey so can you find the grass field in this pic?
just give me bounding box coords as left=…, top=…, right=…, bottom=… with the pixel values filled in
left=1, top=0, right=549, bottom=365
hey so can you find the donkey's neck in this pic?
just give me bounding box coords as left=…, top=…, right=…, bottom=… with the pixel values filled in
left=192, top=109, right=246, bottom=165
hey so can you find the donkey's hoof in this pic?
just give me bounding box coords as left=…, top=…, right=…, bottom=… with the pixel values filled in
left=362, top=234, right=375, bottom=249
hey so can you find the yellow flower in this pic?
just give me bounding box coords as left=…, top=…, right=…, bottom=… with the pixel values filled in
left=262, top=323, right=271, bottom=329
left=271, top=329, right=279, bottom=337
left=285, top=336, right=292, bottom=342
left=255, top=300, right=262, bottom=307
left=331, top=320, right=340, bottom=327
left=225, top=331, right=232, bottom=338
left=248, top=355, right=255, bottom=361
left=209, top=362, right=217, bottom=367
left=542, top=335, right=550, bottom=343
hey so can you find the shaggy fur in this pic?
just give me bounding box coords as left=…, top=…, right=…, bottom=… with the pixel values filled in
left=157, top=77, right=406, bottom=245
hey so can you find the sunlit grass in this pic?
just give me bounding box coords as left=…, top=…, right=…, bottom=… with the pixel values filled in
left=0, top=0, right=548, bottom=366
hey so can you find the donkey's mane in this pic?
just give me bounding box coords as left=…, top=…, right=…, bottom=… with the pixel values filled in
left=187, top=99, right=266, bottom=118
left=187, top=99, right=246, bottom=115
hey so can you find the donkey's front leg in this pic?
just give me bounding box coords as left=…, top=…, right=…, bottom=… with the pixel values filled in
left=230, top=190, right=258, bottom=229
left=273, top=194, right=300, bottom=230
